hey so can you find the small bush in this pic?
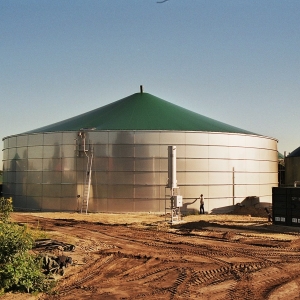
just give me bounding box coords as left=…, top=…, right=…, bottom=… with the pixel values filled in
left=0, top=223, right=33, bottom=264
left=0, top=197, right=13, bottom=223
left=0, top=252, right=50, bottom=293
left=0, top=197, right=52, bottom=294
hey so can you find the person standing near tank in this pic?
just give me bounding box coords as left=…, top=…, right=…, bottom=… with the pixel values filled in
left=199, top=194, right=204, bottom=214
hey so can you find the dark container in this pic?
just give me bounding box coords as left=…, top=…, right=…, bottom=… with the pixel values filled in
left=272, top=187, right=300, bottom=227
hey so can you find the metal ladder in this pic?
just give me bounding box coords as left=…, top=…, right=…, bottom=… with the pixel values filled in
left=81, top=149, right=94, bottom=214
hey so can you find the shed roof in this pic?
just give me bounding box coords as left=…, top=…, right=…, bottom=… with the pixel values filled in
left=288, top=146, right=300, bottom=157
left=25, top=92, right=256, bottom=134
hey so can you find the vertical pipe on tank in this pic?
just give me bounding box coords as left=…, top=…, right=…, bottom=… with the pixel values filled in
left=232, top=167, right=235, bottom=205
left=168, top=146, right=177, bottom=189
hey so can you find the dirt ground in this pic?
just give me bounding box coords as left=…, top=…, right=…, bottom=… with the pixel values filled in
left=4, top=211, right=300, bottom=300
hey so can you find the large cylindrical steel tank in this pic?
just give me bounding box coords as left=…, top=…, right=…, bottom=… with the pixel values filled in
left=2, top=91, right=278, bottom=213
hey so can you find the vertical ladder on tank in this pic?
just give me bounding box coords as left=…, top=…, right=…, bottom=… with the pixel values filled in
left=81, top=149, right=94, bottom=214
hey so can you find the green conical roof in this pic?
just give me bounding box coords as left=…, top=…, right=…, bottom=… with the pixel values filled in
left=25, top=92, right=256, bottom=134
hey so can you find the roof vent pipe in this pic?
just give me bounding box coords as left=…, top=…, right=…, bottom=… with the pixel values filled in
left=140, top=85, right=143, bottom=94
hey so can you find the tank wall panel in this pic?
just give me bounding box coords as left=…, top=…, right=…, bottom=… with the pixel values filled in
left=228, top=134, right=246, bottom=147
left=185, top=159, right=208, bottom=171
left=176, top=158, right=186, bottom=170
left=228, top=147, right=246, bottom=159
left=26, top=184, right=43, bottom=197
left=185, top=145, right=209, bottom=158
left=76, top=158, right=86, bottom=171
left=44, top=133, right=62, bottom=145
left=260, top=184, right=274, bottom=196
left=108, top=158, right=135, bottom=171
left=43, top=172, right=62, bottom=184
left=61, top=198, right=78, bottom=211
left=108, top=131, right=134, bottom=144
left=62, top=171, right=76, bottom=183
left=43, top=184, right=61, bottom=197
left=185, top=132, right=209, bottom=145
left=134, top=172, right=161, bottom=185
left=108, top=144, right=134, bottom=157
left=209, top=172, right=233, bottom=185
left=12, top=195, right=25, bottom=209
left=8, top=136, right=17, bottom=148
left=208, top=159, right=229, bottom=171
left=3, top=149, right=8, bottom=161
left=28, top=134, right=43, bottom=146
left=134, top=199, right=161, bottom=212
left=42, top=197, right=61, bottom=211
left=246, top=160, right=260, bottom=172
left=182, top=186, right=207, bottom=198
left=92, top=184, right=108, bottom=198
left=135, top=158, right=160, bottom=172
left=15, top=159, right=27, bottom=172
left=160, top=132, right=186, bottom=145
left=108, top=172, right=134, bottom=185
left=107, top=199, right=134, bottom=212
left=209, top=146, right=229, bottom=159
left=234, top=185, right=247, bottom=199
left=176, top=172, right=186, bottom=185
left=159, top=173, right=168, bottom=186
left=134, top=186, right=160, bottom=198
left=61, top=145, right=76, bottom=158
left=135, top=132, right=160, bottom=144
left=28, top=159, right=43, bottom=171
left=3, top=138, right=9, bottom=149
left=94, top=145, right=109, bottom=157
left=185, top=172, right=209, bottom=185
left=89, top=131, right=109, bottom=144
left=61, top=184, right=77, bottom=197
left=16, top=147, right=28, bottom=159
left=27, top=171, right=42, bottom=184
left=107, top=185, right=133, bottom=198
left=13, top=183, right=25, bottom=195
left=8, top=148, right=17, bottom=160
left=209, top=133, right=229, bottom=146
left=42, top=158, right=60, bottom=170
left=15, top=171, right=27, bottom=184
left=28, top=146, right=43, bottom=159
left=135, top=145, right=160, bottom=157
left=208, top=185, right=232, bottom=199
left=43, top=146, right=58, bottom=158
left=62, top=157, right=76, bottom=171
left=27, top=197, right=42, bottom=210
left=16, top=135, right=28, bottom=147
left=246, top=184, right=260, bottom=196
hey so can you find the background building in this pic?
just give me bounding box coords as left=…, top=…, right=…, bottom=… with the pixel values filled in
left=2, top=90, right=278, bottom=213
left=285, top=146, right=300, bottom=186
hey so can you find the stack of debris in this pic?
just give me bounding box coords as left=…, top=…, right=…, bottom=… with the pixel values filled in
left=232, top=197, right=272, bottom=218
left=34, top=239, right=75, bottom=278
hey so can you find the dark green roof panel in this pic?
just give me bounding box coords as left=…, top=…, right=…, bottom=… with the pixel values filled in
left=26, top=92, right=256, bottom=134
left=288, top=146, right=300, bottom=157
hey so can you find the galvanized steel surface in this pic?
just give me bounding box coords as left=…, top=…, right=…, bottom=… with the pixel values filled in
left=3, top=130, right=278, bottom=213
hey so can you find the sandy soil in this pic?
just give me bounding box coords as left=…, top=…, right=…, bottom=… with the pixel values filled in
left=4, top=211, right=300, bottom=300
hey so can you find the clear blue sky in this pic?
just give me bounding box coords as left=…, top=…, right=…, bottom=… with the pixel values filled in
left=1, top=0, right=300, bottom=167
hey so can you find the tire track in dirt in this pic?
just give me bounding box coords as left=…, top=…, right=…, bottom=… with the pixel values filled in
left=12, top=214, right=300, bottom=300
